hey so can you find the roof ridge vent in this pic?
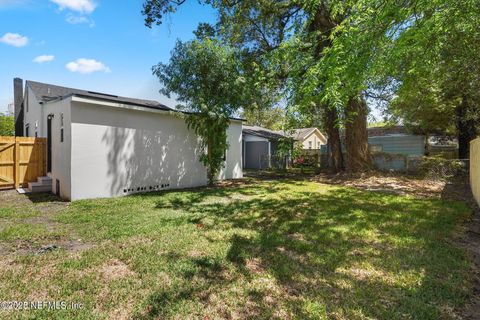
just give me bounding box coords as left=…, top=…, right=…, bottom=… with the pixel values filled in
left=87, top=91, right=119, bottom=98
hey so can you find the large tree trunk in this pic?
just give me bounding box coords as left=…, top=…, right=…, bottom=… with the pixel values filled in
left=324, top=107, right=344, bottom=172
left=456, top=95, right=478, bottom=159
left=344, top=97, right=371, bottom=172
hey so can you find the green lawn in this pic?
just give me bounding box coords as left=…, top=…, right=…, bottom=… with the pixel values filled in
left=0, top=179, right=473, bottom=319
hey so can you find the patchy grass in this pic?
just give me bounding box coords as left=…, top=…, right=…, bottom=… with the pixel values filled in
left=0, top=180, right=474, bottom=319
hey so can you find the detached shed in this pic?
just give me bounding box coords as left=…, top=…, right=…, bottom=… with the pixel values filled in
left=368, top=134, right=426, bottom=171
left=242, top=126, right=286, bottom=170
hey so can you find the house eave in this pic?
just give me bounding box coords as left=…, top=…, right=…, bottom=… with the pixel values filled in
left=71, top=95, right=245, bottom=122
left=71, top=95, right=174, bottom=115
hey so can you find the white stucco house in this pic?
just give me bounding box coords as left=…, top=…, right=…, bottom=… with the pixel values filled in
left=14, top=79, right=243, bottom=201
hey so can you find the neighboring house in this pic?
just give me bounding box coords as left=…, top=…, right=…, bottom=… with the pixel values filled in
left=367, top=126, right=426, bottom=171
left=14, top=79, right=243, bottom=200
left=242, top=125, right=287, bottom=169
left=290, top=128, right=327, bottom=150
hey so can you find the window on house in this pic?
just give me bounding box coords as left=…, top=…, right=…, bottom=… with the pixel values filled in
left=60, top=113, right=64, bottom=143
left=25, top=124, right=29, bottom=137
left=317, top=142, right=321, bottom=149
left=370, top=144, right=383, bottom=153
left=309, top=141, right=312, bottom=149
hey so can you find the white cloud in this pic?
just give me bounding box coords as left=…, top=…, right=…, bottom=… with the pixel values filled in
left=66, top=13, right=95, bottom=27
left=66, top=58, right=110, bottom=74
left=50, top=0, right=96, bottom=14
left=0, top=32, right=28, bottom=47
left=33, top=55, right=55, bottom=63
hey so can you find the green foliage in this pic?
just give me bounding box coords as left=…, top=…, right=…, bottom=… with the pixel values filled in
left=318, top=0, right=480, bottom=134
left=153, top=38, right=247, bottom=184
left=241, top=106, right=285, bottom=130
left=0, top=113, right=14, bottom=136
left=419, top=156, right=468, bottom=180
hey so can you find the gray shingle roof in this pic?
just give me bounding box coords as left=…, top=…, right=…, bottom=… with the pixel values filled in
left=26, top=80, right=173, bottom=111
left=243, top=125, right=287, bottom=140
left=291, top=128, right=317, bottom=140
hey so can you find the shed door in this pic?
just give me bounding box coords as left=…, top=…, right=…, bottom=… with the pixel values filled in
left=245, top=141, right=269, bottom=169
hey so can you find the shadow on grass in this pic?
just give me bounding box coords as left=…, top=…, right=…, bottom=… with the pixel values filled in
left=24, top=192, right=65, bottom=204
left=133, top=182, right=470, bottom=319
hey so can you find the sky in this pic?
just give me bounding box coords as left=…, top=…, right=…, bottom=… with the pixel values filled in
left=0, top=0, right=217, bottom=113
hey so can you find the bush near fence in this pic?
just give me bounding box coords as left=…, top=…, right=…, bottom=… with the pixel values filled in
left=371, top=152, right=468, bottom=179
left=293, top=150, right=321, bottom=167
left=471, top=138, right=480, bottom=206
left=418, top=156, right=469, bottom=180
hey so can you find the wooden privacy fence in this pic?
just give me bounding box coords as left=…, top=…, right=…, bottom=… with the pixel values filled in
left=471, top=138, right=480, bottom=207
left=0, top=136, right=47, bottom=189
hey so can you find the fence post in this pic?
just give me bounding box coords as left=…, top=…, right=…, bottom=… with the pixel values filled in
left=14, top=138, right=20, bottom=189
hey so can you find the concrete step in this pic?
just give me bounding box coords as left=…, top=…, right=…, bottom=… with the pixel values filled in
left=37, top=176, right=52, bottom=185
left=28, top=181, right=52, bottom=193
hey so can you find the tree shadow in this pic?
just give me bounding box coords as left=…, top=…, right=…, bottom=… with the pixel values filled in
left=136, top=183, right=470, bottom=319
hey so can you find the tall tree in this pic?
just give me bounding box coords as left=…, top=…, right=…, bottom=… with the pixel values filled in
left=154, top=38, right=247, bottom=184
left=317, top=0, right=480, bottom=158
left=142, top=0, right=374, bottom=172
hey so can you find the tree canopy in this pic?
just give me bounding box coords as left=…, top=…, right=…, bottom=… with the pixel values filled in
left=153, top=37, right=248, bottom=184
left=143, top=0, right=480, bottom=165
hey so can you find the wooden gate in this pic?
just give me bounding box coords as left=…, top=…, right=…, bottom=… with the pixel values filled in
left=0, top=136, right=47, bottom=189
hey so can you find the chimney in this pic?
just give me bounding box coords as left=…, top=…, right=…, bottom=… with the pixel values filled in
left=13, top=78, right=24, bottom=136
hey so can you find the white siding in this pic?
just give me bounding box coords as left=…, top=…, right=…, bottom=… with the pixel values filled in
left=41, top=98, right=72, bottom=200
left=219, top=120, right=243, bottom=180
left=302, top=130, right=327, bottom=150
left=69, top=101, right=242, bottom=201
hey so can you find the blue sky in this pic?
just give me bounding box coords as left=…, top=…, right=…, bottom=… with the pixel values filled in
left=0, top=0, right=216, bottom=113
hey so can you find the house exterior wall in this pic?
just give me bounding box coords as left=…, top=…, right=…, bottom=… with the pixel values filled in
left=368, top=135, right=426, bottom=155
left=23, top=86, right=45, bottom=137
left=369, top=134, right=426, bottom=171
left=242, top=133, right=271, bottom=169
left=69, top=100, right=242, bottom=201
left=41, top=98, right=72, bottom=200
left=219, top=121, right=243, bottom=180
left=301, top=130, right=326, bottom=149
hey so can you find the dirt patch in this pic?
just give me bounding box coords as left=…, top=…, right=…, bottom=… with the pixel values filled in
left=313, top=171, right=445, bottom=198
left=0, top=238, right=94, bottom=256
left=99, top=259, right=135, bottom=281
left=245, top=258, right=266, bottom=274
left=442, top=178, right=480, bottom=320
left=108, top=300, right=135, bottom=320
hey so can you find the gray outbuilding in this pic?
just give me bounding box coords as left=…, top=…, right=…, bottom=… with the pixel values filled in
left=242, top=125, right=287, bottom=170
